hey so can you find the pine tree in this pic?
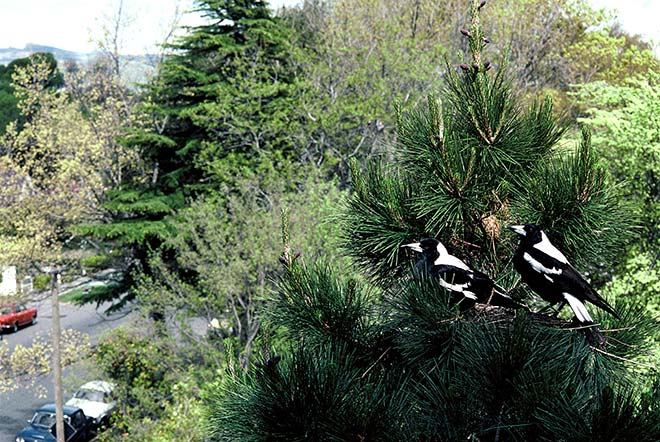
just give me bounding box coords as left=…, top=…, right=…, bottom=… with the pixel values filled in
left=205, top=1, right=660, bottom=440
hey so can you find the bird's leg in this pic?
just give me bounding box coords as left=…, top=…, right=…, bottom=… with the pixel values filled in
left=536, top=303, right=557, bottom=315
left=485, top=287, right=495, bottom=305
left=550, top=300, right=567, bottom=317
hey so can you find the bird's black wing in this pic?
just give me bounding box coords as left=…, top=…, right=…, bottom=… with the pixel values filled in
left=524, top=248, right=620, bottom=320
left=561, top=264, right=621, bottom=320
left=430, top=264, right=473, bottom=285
left=429, top=264, right=479, bottom=307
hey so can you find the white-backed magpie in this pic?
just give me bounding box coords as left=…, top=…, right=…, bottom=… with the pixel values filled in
left=508, top=224, right=621, bottom=323
left=402, top=238, right=526, bottom=310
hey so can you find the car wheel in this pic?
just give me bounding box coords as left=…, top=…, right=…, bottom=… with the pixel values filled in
left=30, top=315, right=36, bottom=326
left=12, top=322, right=18, bottom=333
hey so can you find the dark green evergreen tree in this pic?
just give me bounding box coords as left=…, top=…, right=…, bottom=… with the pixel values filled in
left=0, top=64, right=19, bottom=136
left=205, top=1, right=660, bottom=440
left=76, top=0, right=305, bottom=310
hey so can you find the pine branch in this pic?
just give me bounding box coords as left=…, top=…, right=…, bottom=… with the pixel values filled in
left=341, top=159, right=424, bottom=281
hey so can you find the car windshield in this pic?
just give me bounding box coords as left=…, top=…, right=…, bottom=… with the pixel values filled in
left=0, top=307, right=10, bottom=315
left=31, top=411, right=56, bottom=428
left=74, top=390, right=105, bottom=402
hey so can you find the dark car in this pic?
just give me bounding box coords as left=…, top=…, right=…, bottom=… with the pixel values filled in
left=0, top=304, right=37, bottom=333
left=15, top=403, right=94, bottom=442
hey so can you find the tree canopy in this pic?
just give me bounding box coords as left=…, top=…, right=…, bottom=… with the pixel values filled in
left=204, top=1, right=660, bottom=440
left=2, top=0, right=660, bottom=440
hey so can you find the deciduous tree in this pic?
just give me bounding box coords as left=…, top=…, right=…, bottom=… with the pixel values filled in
left=0, top=56, right=107, bottom=442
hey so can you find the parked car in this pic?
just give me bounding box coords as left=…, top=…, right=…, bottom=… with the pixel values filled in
left=65, top=380, right=116, bottom=428
left=15, top=403, right=94, bottom=442
left=0, top=304, right=37, bottom=333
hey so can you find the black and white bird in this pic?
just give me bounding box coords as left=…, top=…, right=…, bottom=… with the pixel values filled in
left=508, top=224, right=621, bottom=323
left=402, top=238, right=526, bottom=310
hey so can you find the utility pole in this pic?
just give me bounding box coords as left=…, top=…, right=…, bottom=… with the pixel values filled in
left=50, top=268, right=64, bottom=442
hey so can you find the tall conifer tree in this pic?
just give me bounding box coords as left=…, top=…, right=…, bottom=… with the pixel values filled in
left=206, top=1, right=660, bottom=440
left=81, top=0, right=304, bottom=309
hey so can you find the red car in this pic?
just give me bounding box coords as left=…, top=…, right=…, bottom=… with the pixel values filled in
left=0, top=304, right=37, bottom=333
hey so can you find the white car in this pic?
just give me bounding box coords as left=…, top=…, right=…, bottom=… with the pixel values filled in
left=65, top=380, right=116, bottom=428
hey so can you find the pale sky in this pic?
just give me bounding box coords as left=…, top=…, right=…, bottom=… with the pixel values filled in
left=590, top=0, right=659, bottom=46
left=0, top=0, right=299, bottom=55
left=0, top=0, right=656, bottom=55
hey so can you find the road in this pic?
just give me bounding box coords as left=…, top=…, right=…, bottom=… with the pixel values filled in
left=0, top=294, right=136, bottom=441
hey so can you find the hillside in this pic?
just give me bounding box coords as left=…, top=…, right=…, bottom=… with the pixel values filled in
left=0, top=44, right=157, bottom=84
left=0, top=43, right=92, bottom=65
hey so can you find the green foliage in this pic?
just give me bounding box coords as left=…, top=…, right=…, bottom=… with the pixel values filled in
left=136, top=379, right=207, bottom=442
left=32, top=273, right=51, bottom=292
left=574, top=73, right=660, bottom=251
left=0, top=329, right=90, bottom=397
left=385, top=272, right=463, bottom=367
left=562, top=28, right=660, bottom=87
left=205, top=2, right=659, bottom=440
left=140, top=0, right=305, bottom=190
left=132, top=170, right=347, bottom=358
left=207, top=342, right=411, bottom=442
left=284, top=0, right=449, bottom=180
left=62, top=281, right=122, bottom=305
left=600, top=251, right=660, bottom=385
left=343, top=160, right=423, bottom=279
left=270, top=261, right=376, bottom=353
left=537, top=386, right=660, bottom=442
left=572, top=75, right=660, bottom=363
left=86, top=0, right=310, bottom=310
left=80, top=253, right=112, bottom=271
left=344, top=70, right=631, bottom=285
left=96, top=328, right=167, bottom=392
left=283, top=0, right=654, bottom=167
left=604, top=252, right=660, bottom=317
left=0, top=89, right=18, bottom=134
left=0, top=52, right=63, bottom=135
left=95, top=327, right=175, bottom=439
left=100, top=171, right=346, bottom=439
left=208, top=261, right=660, bottom=440
left=510, top=128, right=634, bottom=270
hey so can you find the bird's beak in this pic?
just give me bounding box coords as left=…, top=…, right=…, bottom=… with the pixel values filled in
left=507, top=225, right=526, bottom=236
left=401, top=242, right=423, bottom=253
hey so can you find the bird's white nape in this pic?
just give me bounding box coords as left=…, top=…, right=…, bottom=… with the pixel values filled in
left=563, top=292, right=593, bottom=323
left=533, top=232, right=568, bottom=264
left=435, top=241, right=449, bottom=257
left=434, top=249, right=471, bottom=271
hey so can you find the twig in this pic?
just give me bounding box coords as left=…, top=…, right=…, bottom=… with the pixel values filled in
left=562, top=323, right=602, bottom=331
left=600, top=326, right=637, bottom=333
left=590, top=346, right=660, bottom=371
left=605, top=335, right=635, bottom=348
left=360, top=347, right=391, bottom=379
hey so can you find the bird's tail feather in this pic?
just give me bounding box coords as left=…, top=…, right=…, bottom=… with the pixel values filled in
left=592, top=292, right=621, bottom=320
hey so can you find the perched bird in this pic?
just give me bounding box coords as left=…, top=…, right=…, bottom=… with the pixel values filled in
left=402, top=238, right=525, bottom=310
left=507, top=224, right=621, bottom=323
